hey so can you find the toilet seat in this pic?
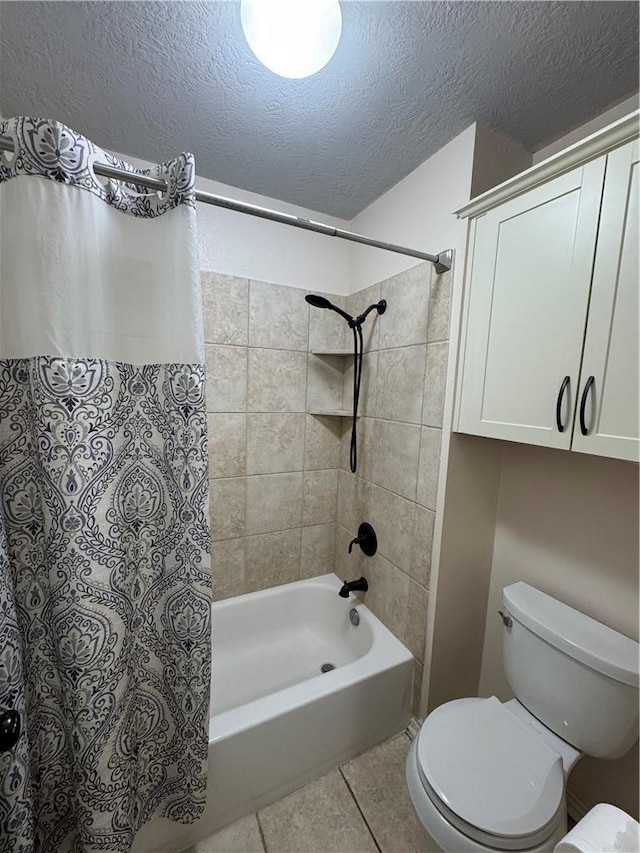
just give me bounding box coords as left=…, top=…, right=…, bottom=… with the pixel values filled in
left=416, top=697, right=565, bottom=850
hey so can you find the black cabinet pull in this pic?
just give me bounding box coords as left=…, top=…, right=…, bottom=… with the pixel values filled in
left=579, top=376, right=595, bottom=436
left=556, top=375, right=570, bottom=432
left=0, top=709, right=20, bottom=752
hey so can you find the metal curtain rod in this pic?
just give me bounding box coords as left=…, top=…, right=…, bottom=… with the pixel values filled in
left=0, top=134, right=452, bottom=273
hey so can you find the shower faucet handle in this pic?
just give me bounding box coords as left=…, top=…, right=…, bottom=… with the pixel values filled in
left=347, top=522, right=377, bottom=557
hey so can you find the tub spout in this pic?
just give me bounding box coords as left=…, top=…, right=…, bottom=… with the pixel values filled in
left=339, top=577, right=368, bottom=598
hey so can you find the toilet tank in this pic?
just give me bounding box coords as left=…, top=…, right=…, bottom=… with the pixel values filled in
left=502, top=583, right=639, bottom=759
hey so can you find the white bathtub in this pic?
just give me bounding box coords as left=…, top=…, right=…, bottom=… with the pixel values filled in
left=133, top=573, right=414, bottom=852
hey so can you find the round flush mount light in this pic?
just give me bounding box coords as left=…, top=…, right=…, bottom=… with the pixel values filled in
left=240, top=0, right=342, bottom=79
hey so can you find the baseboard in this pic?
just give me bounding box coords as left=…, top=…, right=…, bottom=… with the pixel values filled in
left=566, top=787, right=589, bottom=823
left=406, top=716, right=422, bottom=741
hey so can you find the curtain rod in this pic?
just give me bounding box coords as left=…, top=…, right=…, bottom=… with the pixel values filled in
left=0, top=134, right=452, bottom=273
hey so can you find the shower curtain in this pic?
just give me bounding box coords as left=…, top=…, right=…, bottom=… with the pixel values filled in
left=0, top=117, right=211, bottom=852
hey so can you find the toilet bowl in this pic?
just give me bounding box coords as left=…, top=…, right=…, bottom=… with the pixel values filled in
left=406, top=583, right=640, bottom=853
left=406, top=697, right=578, bottom=852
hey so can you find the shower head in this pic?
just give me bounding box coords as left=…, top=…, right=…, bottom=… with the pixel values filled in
left=305, top=294, right=333, bottom=310
left=305, top=294, right=353, bottom=323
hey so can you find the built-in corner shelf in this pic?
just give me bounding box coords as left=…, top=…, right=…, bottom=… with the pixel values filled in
left=307, top=350, right=356, bottom=418
left=308, top=409, right=358, bottom=418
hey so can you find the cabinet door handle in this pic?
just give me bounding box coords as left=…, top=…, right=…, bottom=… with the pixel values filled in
left=579, top=376, right=595, bottom=436
left=555, top=375, right=570, bottom=432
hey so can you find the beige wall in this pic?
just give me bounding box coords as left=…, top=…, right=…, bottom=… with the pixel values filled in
left=348, top=126, right=476, bottom=292
left=334, top=262, right=452, bottom=715
left=117, top=151, right=351, bottom=295
left=478, top=442, right=639, bottom=818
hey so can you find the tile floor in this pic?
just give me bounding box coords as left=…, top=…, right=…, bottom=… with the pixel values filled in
left=184, top=732, right=440, bottom=853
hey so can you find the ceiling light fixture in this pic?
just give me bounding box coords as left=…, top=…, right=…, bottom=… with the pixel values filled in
left=240, top=0, right=342, bottom=79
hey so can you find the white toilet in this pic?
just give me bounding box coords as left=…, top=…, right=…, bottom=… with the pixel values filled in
left=406, top=582, right=639, bottom=853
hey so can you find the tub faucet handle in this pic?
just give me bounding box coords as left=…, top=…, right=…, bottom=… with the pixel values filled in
left=347, top=522, right=377, bottom=556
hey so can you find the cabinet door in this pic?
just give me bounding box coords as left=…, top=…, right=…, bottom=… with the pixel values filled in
left=572, top=140, right=639, bottom=462
left=456, top=158, right=606, bottom=448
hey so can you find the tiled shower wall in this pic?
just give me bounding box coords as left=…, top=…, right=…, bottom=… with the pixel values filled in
left=334, top=263, right=451, bottom=713
left=204, top=263, right=451, bottom=714
left=203, top=271, right=349, bottom=600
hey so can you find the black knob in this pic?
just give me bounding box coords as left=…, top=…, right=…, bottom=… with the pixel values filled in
left=0, top=709, right=20, bottom=752
left=348, top=522, right=377, bottom=557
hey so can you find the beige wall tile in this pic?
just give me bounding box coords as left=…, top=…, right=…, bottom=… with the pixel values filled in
left=376, top=345, right=426, bottom=424
left=379, top=263, right=430, bottom=349
left=371, top=420, right=421, bottom=501
left=301, top=523, right=336, bottom=578
left=249, top=280, right=309, bottom=351
left=207, top=413, right=246, bottom=478
left=406, top=580, right=429, bottom=662
left=201, top=271, right=248, bottom=346
left=416, top=427, right=442, bottom=510
left=246, top=413, right=304, bottom=474
left=245, top=529, right=301, bottom=592
left=427, top=268, right=452, bottom=342
left=259, top=768, right=377, bottom=853
left=369, top=484, right=416, bottom=574
left=342, top=350, right=378, bottom=417
left=206, top=344, right=247, bottom=413
left=336, top=469, right=371, bottom=535
left=309, top=292, right=349, bottom=352
left=210, top=477, right=245, bottom=540
left=246, top=472, right=302, bottom=534
left=247, top=349, right=307, bottom=412
left=304, top=415, right=341, bottom=470
left=362, top=552, right=409, bottom=643
left=212, top=537, right=246, bottom=602
left=342, top=733, right=437, bottom=853
left=303, top=469, right=338, bottom=525
left=422, top=342, right=448, bottom=428
left=411, top=506, right=435, bottom=589
left=306, top=353, right=345, bottom=412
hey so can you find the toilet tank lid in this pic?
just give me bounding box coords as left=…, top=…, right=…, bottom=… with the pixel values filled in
left=503, top=583, right=639, bottom=688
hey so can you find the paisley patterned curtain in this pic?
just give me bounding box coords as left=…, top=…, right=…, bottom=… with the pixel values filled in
left=0, top=117, right=211, bottom=852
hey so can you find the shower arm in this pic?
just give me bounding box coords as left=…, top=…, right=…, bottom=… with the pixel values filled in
left=352, top=300, right=386, bottom=327
left=0, top=134, right=453, bottom=273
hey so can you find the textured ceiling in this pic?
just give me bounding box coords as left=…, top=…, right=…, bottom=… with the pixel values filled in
left=0, top=1, right=638, bottom=218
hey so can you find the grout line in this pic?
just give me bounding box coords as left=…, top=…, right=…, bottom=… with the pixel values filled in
left=300, top=356, right=309, bottom=581
left=204, top=338, right=449, bottom=352
left=213, top=518, right=339, bottom=544
left=242, top=290, right=250, bottom=598
left=255, top=810, right=269, bottom=853
left=339, top=767, right=383, bottom=853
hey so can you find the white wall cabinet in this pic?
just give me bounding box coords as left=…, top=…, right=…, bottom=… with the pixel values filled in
left=571, top=140, right=639, bottom=462
left=455, top=129, right=639, bottom=463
